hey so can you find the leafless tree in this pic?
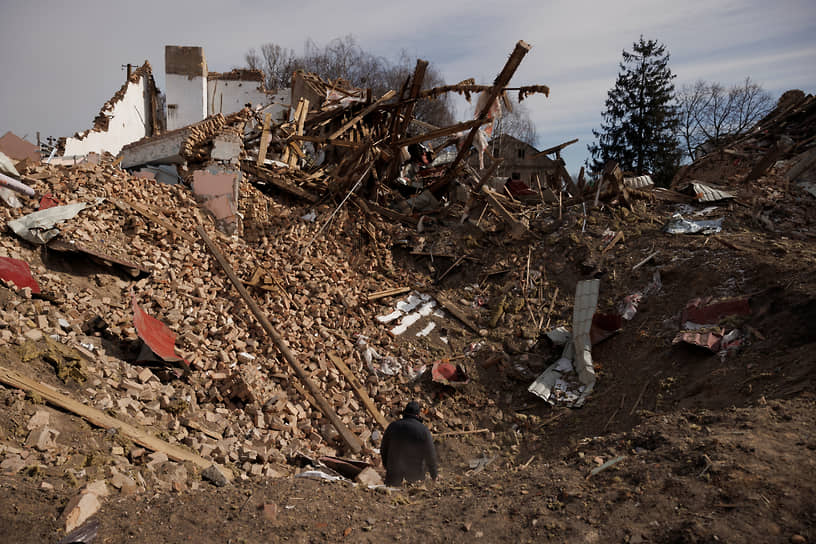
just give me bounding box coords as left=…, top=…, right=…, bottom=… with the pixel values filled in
left=243, top=37, right=455, bottom=127
left=245, top=44, right=301, bottom=90
left=494, top=97, right=537, bottom=147
left=678, top=77, right=774, bottom=160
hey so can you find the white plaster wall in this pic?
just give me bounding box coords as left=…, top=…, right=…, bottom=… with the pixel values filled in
left=63, top=78, right=151, bottom=156
left=207, top=79, right=267, bottom=116
left=166, top=74, right=206, bottom=130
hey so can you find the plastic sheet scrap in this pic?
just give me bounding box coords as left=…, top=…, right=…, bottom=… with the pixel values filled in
left=0, top=256, right=41, bottom=293
left=8, top=199, right=103, bottom=245
left=663, top=213, right=723, bottom=235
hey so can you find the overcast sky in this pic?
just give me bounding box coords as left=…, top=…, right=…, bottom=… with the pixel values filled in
left=1, top=0, right=814, bottom=168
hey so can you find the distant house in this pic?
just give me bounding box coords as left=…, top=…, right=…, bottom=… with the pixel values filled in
left=468, top=133, right=555, bottom=185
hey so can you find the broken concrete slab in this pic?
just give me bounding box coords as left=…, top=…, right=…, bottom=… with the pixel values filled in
left=63, top=480, right=108, bottom=533
left=25, top=426, right=60, bottom=451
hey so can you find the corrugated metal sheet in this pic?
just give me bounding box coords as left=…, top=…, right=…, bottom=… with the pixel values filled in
left=690, top=182, right=735, bottom=202
left=624, top=175, right=654, bottom=189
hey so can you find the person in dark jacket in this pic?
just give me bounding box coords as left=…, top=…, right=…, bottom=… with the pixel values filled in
left=381, top=401, right=438, bottom=486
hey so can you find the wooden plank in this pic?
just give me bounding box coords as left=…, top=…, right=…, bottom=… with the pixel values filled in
left=195, top=224, right=363, bottom=454
left=435, top=293, right=483, bottom=335
left=475, top=157, right=504, bottom=191
left=366, top=286, right=412, bottom=301
left=392, top=119, right=490, bottom=147
left=353, top=196, right=418, bottom=226
left=328, top=90, right=396, bottom=140
left=256, top=113, right=272, bottom=166
left=0, top=365, right=224, bottom=476
left=396, top=59, right=428, bottom=136
left=113, top=199, right=197, bottom=244
left=481, top=185, right=529, bottom=237
left=328, top=352, right=389, bottom=430
left=532, top=138, right=579, bottom=158
left=241, top=163, right=319, bottom=203
left=289, top=135, right=364, bottom=148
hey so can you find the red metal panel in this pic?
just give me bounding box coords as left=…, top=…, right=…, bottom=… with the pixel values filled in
left=131, top=294, right=186, bottom=365
left=0, top=256, right=41, bottom=293
left=681, top=297, right=751, bottom=325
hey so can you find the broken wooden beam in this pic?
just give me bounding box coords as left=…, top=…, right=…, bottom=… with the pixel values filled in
left=256, top=113, right=272, bottom=166
left=481, top=185, right=529, bottom=237
left=328, top=352, right=389, bottom=430
left=240, top=162, right=319, bottom=203
left=328, top=90, right=397, bottom=140
left=533, top=138, right=579, bottom=158
left=195, top=224, right=363, bottom=454
left=392, top=119, right=490, bottom=148
left=434, top=41, right=532, bottom=193
left=367, top=286, right=412, bottom=302
left=0, top=365, right=225, bottom=477
left=397, top=60, right=428, bottom=136
left=435, top=293, right=483, bottom=335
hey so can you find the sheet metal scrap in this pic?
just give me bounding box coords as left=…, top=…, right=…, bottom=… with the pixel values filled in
left=623, top=175, right=654, bottom=189
left=131, top=293, right=188, bottom=367
left=663, top=213, right=724, bottom=235
left=529, top=279, right=600, bottom=408
left=0, top=256, right=41, bottom=293
left=7, top=199, right=103, bottom=245
left=685, top=181, right=735, bottom=202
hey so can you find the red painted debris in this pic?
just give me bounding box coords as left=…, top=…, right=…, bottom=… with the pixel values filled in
left=0, top=256, right=41, bottom=293
left=673, top=329, right=724, bottom=352
left=131, top=293, right=187, bottom=365
left=39, top=193, right=61, bottom=210
left=681, top=297, right=751, bottom=325
left=431, top=361, right=469, bottom=386
left=506, top=179, right=537, bottom=197
left=591, top=313, right=623, bottom=344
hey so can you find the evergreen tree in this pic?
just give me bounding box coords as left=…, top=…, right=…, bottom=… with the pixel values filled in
left=588, top=36, right=681, bottom=185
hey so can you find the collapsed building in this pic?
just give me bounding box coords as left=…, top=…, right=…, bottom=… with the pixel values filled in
left=0, top=39, right=815, bottom=537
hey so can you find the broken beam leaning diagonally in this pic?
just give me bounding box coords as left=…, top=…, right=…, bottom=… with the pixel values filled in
left=431, top=40, right=532, bottom=194
left=195, top=224, right=364, bottom=454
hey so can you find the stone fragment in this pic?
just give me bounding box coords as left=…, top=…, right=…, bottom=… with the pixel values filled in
left=202, top=464, right=229, bottom=487
left=26, top=409, right=50, bottom=430
left=26, top=426, right=59, bottom=451
left=64, top=481, right=108, bottom=533
left=23, top=329, right=43, bottom=341
left=355, top=467, right=383, bottom=486
left=0, top=454, right=26, bottom=474
left=146, top=451, right=169, bottom=470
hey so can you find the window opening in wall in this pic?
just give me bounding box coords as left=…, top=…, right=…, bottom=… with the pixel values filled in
left=517, top=148, right=525, bottom=159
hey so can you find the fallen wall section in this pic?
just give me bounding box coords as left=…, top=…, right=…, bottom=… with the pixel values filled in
left=63, top=62, right=160, bottom=157
left=166, top=46, right=208, bottom=131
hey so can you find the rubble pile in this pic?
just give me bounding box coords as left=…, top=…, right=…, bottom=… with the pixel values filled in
left=0, top=39, right=814, bottom=536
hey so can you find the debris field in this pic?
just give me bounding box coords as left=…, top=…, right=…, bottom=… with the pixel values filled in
left=0, top=42, right=815, bottom=543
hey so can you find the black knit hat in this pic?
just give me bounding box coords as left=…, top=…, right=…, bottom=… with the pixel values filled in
left=403, top=401, right=421, bottom=418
